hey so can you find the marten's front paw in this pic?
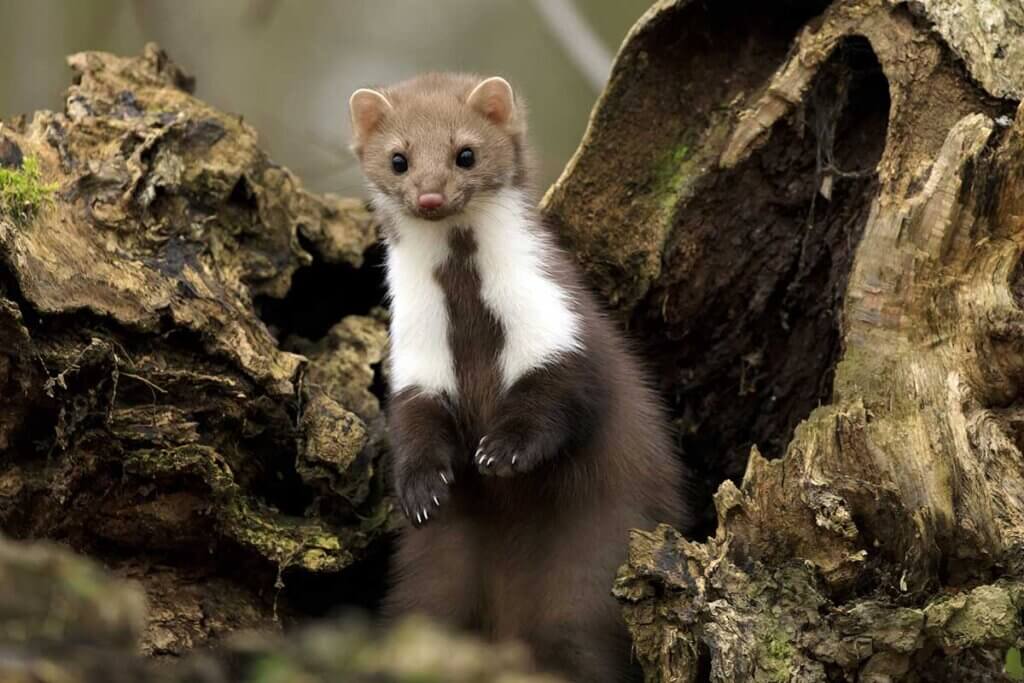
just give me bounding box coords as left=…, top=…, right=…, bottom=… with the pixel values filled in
left=475, top=431, right=541, bottom=477
left=396, top=462, right=454, bottom=528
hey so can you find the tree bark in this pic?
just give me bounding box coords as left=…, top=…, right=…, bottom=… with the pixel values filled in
left=541, top=0, right=1024, bottom=679
left=0, top=44, right=391, bottom=655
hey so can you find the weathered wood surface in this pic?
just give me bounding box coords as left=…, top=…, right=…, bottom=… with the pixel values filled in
left=542, top=0, right=1024, bottom=679
left=0, top=44, right=391, bottom=654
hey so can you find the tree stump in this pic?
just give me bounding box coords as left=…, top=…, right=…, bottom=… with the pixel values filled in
left=541, top=0, right=1024, bottom=679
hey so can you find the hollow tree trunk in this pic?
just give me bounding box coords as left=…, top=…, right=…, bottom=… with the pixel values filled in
left=542, top=0, right=1024, bottom=680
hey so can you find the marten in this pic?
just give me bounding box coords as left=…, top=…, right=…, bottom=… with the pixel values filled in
left=348, top=72, right=689, bottom=683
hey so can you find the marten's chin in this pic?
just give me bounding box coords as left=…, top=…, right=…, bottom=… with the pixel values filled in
left=410, top=208, right=451, bottom=221
left=408, top=203, right=462, bottom=221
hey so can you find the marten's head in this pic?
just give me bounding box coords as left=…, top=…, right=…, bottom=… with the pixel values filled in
left=348, top=73, right=530, bottom=222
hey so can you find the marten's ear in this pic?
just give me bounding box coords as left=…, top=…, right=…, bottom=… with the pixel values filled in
left=467, top=77, right=516, bottom=127
left=349, top=88, right=393, bottom=151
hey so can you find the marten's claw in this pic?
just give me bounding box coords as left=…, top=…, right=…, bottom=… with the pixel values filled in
left=477, top=433, right=531, bottom=477
left=474, top=436, right=491, bottom=465
left=398, top=463, right=453, bottom=528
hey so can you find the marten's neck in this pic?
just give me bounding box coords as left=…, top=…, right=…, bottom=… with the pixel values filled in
left=384, top=187, right=584, bottom=399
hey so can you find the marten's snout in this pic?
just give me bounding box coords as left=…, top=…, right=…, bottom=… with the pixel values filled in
left=418, top=193, right=445, bottom=210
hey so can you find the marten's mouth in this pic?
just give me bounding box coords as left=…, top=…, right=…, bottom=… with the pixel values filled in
left=409, top=202, right=463, bottom=221
left=411, top=208, right=450, bottom=221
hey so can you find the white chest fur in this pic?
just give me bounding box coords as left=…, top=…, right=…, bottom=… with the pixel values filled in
left=384, top=215, right=457, bottom=397
left=382, top=188, right=583, bottom=397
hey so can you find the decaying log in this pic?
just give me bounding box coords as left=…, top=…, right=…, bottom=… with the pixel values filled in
left=0, top=44, right=391, bottom=654
left=0, top=535, right=564, bottom=682
left=541, top=0, right=1024, bottom=679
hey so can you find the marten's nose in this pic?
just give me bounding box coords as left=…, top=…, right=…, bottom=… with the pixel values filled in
left=418, top=193, right=445, bottom=210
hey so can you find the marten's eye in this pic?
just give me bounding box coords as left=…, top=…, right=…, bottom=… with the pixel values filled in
left=391, top=153, right=408, bottom=174
left=456, top=147, right=475, bottom=169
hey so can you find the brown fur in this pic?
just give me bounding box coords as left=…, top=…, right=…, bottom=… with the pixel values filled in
left=350, top=73, right=691, bottom=683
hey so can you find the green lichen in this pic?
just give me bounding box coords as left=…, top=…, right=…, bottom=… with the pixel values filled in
left=923, top=582, right=1024, bottom=651
left=124, top=445, right=354, bottom=573
left=0, top=156, right=57, bottom=221
left=123, top=445, right=237, bottom=495
left=653, top=140, right=696, bottom=216
left=758, top=629, right=796, bottom=682
left=221, top=497, right=353, bottom=573
left=649, top=114, right=736, bottom=222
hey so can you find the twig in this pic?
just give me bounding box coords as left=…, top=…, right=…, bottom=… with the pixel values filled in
left=120, top=372, right=168, bottom=395
left=529, top=0, right=613, bottom=93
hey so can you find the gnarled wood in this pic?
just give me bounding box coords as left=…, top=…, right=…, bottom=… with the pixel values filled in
left=542, top=0, right=1024, bottom=679
left=0, top=44, right=390, bottom=654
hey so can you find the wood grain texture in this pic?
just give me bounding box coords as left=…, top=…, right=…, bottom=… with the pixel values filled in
left=545, top=0, right=1024, bottom=679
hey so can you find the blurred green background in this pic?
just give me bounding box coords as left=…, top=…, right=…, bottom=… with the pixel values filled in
left=0, top=0, right=651, bottom=195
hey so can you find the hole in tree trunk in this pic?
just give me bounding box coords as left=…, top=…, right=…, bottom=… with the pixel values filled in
left=251, top=231, right=394, bottom=621
left=257, top=234, right=387, bottom=343
left=636, top=36, right=891, bottom=536
left=278, top=533, right=393, bottom=619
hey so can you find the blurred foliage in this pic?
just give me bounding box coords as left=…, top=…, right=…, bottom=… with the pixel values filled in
left=0, top=534, right=566, bottom=682
left=1008, top=648, right=1024, bottom=680
left=0, top=0, right=650, bottom=195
